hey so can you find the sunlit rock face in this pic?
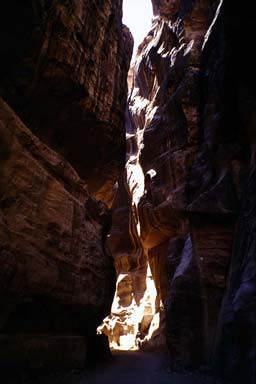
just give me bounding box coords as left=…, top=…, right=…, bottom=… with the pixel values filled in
left=132, top=0, right=217, bottom=363
left=0, top=0, right=133, bottom=206
left=117, top=0, right=230, bottom=362
left=104, top=0, right=255, bottom=374
left=98, top=108, right=166, bottom=351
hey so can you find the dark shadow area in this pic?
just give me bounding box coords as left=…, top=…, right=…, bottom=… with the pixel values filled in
left=0, top=0, right=34, bottom=73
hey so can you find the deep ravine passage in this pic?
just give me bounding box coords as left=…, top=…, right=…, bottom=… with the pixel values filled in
left=0, top=1, right=255, bottom=384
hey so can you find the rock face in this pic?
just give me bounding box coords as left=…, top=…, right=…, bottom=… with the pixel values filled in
left=0, top=98, right=115, bottom=369
left=0, top=0, right=132, bottom=371
left=0, top=0, right=133, bottom=206
left=206, top=3, right=256, bottom=383
left=98, top=115, right=166, bottom=351
left=104, top=0, right=229, bottom=358
left=102, top=1, right=256, bottom=381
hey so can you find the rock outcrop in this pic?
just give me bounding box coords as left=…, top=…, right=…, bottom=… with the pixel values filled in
left=103, top=0, right=228, bottom=357
left=0, top=0, right=133, bottom=206
left=205, top=2, right=256, bottom=383
left=98, top=111, right=166, bottom=351
left=101, top=1, right=256, bottom=381
left=0, top=0, right=132, bottom=371
left=0, top=98, right=115, bottom=369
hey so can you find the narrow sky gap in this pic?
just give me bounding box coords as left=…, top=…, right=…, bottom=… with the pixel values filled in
left=123, top=0, right=153, bottom=62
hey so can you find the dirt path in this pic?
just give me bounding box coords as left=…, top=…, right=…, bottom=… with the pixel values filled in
left=81, top=351, right=219, bottom=384
left=23, top=351, right=221, bottom=384
left=84, top=351, right=171, bottom=384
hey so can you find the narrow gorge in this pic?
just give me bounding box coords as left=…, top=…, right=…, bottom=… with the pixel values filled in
left=0, top=1, right=255, bottom=384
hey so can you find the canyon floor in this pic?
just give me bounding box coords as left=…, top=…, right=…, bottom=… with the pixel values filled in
left=12, top=351, right=223, bottom=384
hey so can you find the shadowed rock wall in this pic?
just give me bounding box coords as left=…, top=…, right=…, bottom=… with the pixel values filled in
left=0, top=0, right=132, bottom=370
left=0, top=98, right=115, bottom=369
left=206, top=2, right=256, bottom=383
left=0, top=0, right=133, bottom=206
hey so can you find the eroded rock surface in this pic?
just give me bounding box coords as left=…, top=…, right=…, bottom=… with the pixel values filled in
left=102, top=2, right=256, bottom=381
left=206, top=3, right=256, bottom=383
left=0, top=0, right=132, bottom=371
left=0, top=0, right=133, bottom=206
left=0, top=98, right=116, bottom=369
left=1, top=0, right=255, bottom=380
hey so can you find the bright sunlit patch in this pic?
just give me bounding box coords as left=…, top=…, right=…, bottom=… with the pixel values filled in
left=123, top=0, right=153, bottom=62
left=97, top=264, right=161, bottom=351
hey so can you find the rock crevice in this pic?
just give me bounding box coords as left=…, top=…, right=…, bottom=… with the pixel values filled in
left=101, top=3, right=256, bottom=383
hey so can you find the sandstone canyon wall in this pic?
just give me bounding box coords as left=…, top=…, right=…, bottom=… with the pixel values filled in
left=208, top=3, right=256, bottom=383
left=102, top=1, right=256, bottom=383
left=0, top=0, right=132, bottom=371
left=0, top=0, right=255, bottom=381
left=0, top=0, right=133, bottom=206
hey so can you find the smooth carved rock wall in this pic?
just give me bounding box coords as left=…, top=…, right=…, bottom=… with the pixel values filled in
left=0, top=98, right=116, bottom=368
left=0, top=0, right=133, bottom=206
left=98, top=107, right=166, bottom=351
left=105, top=0, right=255, bottom=374
left=101, top=0, right=221, bottom=354
left=127, top=0, right=231, bottom=364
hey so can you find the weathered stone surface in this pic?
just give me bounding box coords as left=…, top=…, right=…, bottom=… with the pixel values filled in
left=98, top=106, right=166, bottom=351
left=216, top=172, right=256, bottom=384
left=0, top=1, right=133, bottom=369
left=122, top=0, right=232, bottom=363
left=0, top=0, right=133, bottom=206
left=103, top=1, right=255, bottom=377
left=1, top=0, right=255, bottom=380
left=98, top=168, right=165, bottom=350
left=0, top=335, right=87, bottom=370
left=204, top=2, right=256, bottom=383
left=0, top=98, right=115, bottom=368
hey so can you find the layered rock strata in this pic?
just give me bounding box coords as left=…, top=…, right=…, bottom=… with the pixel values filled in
left=1, top=0, right=255, bottom=380
left=207, top=3, right=256, bottom=383
left=99, top=82, right=167, bottom=352
left=0, top=0, right=133, bottom=206
left=102, top=2, right=256, bottom=381
left=0, top=98, right=115, bottom=369
left=0, top=0, right=132, bottom=370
